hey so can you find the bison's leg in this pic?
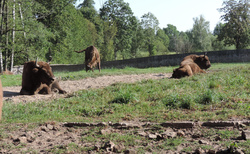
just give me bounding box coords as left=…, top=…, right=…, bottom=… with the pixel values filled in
left=38, top=85, right=52, bottom=94
left=199, top=69, right=206, bottom=73
left=171, top=68, right=178, bottom=78
left=51, top=80, right=67, bottom=94
left=185, top=65, right=193, bottom=77
left=85, top=64, right=89, bottom=72
left=35, top=84, right=51, bottom=95
left=191, top=64, right=206, bottom=75
left=20, top=88, right=33, bottom=95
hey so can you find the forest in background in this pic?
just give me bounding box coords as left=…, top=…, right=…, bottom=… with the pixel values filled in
left=0, top=0, right=249, bottom=72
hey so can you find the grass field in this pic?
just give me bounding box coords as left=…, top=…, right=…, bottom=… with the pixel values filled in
left=0, top=63, right=249, bottom=153
left=1, top=63, right=249, bottom=123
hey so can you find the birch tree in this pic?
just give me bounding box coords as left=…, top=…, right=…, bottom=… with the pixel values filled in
left=4, top=0, right=8, bottom=71
left=0, top=0, right=4, bottom=72
left=10, top=0, right=15, bottom=71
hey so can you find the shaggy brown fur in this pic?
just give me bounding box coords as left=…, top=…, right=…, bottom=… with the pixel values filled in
left=20, top=61, right=66, bottom=95
left=75, top=45, right=101, bottom=72
left=171, top=53, right=211, bottom=78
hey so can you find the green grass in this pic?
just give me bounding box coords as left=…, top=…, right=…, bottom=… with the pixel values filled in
left=0, top=74, right=22, bottom=87
left=1, top=63, right=249, bottom=123
left=0, top=63, right=249, bottom=153
left=0, top=63, right=245, bottom=86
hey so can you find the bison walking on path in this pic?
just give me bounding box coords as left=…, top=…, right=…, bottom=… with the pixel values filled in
left=20, top=60, right=66, bottom=95
left=171, top=53, right=211, bottom=78
left=75, top=45, right=101, bottom=72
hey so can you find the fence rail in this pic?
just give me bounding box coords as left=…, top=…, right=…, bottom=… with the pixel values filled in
left=13, top=49, right=250, bottom=74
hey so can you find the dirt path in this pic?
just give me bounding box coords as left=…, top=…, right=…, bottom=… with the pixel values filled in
left=3, top=73, right=172, bottom=103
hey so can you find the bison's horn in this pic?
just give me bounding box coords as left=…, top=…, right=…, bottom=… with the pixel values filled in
left=47, top=56, right=52, bottom=64
left=204, top=52, right=207, bottom=57
left=35, top=57, right=39, bottom=67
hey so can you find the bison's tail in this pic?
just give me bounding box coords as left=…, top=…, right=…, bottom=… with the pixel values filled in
left=74, top=49, right=85, bottom=53
left=98, top=61, right=101, bottom=72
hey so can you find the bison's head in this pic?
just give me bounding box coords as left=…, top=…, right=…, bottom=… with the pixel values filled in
left=33, top=61, right=55, bottom=86
left=171, top=67, right=188, bottom=79
left=85, top=64, right=92, bottom=72
left=194, top=53, right=211, bottom=70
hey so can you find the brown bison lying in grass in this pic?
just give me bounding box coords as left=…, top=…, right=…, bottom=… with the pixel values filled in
left=171, top=53, right=211, bottom=78
left=75, top=45, right=101, bottom=72
left=20, top=60, right=66, bottom=95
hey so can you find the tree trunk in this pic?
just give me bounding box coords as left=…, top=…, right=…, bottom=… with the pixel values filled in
left=10, top=0, right=15, bottom=72
left=19, top=2, right=27, bottom=61
left=19, top=3, right=26, bottom=38
left=0, top=0, right=5, bottom=73
left=4, top=0, right=8, bottom=71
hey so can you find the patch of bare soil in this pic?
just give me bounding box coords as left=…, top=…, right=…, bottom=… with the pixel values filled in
left=3, top=73, right=171, bottom=103
left=0, top=121, right=249, bottom=153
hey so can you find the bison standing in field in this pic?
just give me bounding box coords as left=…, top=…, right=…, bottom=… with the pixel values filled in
left=171, top=53, right=211, bottom=78
left=20, top=60, right=66, bottom=95
left=0, top=80, right=3, bottom=121
left=75, top=45, right=101, bottom=72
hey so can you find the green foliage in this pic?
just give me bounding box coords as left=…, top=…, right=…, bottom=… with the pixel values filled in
left=100, top=0, right=136, bottom=60
left=218, top=0, right=250, bottom=49
left=175, top=32, right=193, bottom=53
left=141, top=12, right=160, bottom=56
left=163, top=24, right=193, bottom=53
left=78, top=0, right=97, bottom=22
left=49, top=4, right=94, bottom=64
left=155, top=29, right=169, bottom=54
left=163, top=24, right=179, bottom=52
left=0, top=0, right=249, bottom=70
left=191, top=15, right=213, bottom=52
left=100, top=20, right=117, bottom=61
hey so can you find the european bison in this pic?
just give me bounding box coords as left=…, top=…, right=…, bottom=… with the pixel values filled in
left=171, top=53, right=211, bottom=78
left=75, top=45, right=101, bottom=72
left=0, top=80, right=2, bottom=121
left=20, top=60, right=66, bottom=95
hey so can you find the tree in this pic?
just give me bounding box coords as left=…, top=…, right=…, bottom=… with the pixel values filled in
left=49, top=4, right=95, bottom=64
left=155, top=29, right=169, bottom=54
left=163, top=24, right=179, bottom=52
left=100, top=20, right=117, bottom=61
left=100, top=0, right=136, bottom=59
left=218, top=0, right=250, bottom=49
left=175, top=32, right=193, bottom=53
left=130, top=16, right=143, bottom=58
left=191, top=15, right=212, bottom=52
left=212, top=23, right=227, bottom=50
left=0, top=0, right=4, bottom=72
left=77, top=0, right=98, bottom=23
left=141, top=12, right=159, bottom=56
left=0, top=0, right=17, bottom=72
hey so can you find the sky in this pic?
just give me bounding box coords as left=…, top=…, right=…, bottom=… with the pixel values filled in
left=76, top=0, right=225, bottom=32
